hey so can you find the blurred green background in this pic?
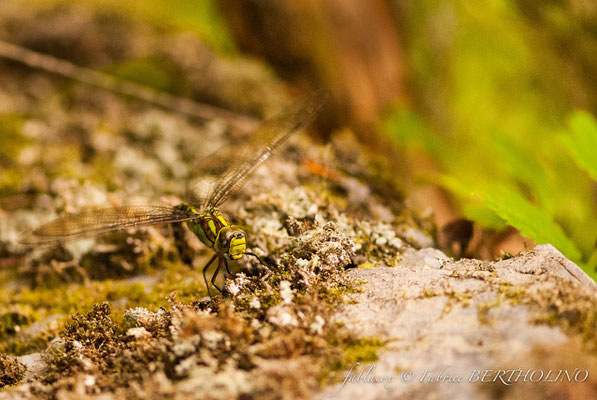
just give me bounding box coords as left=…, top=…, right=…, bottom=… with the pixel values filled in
left=3, top=0, right=597, bottom=279
left=384, top=0, right=597, bottom=278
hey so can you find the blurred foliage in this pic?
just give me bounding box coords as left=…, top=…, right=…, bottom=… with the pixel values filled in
left=0, top=114, right=28, bottom=195
left=106, top=56, right=189, bottom=94
left=14, top=0, right=597, bottom=281
left=0, top=114, right=25, bottom=166
left=383, top=0, right=597, bottom=278
left=35, top=0, right=236, bottom=53
left=562, top=110, right=597, bottom=182
left=436, top=175, right=585, bottom=273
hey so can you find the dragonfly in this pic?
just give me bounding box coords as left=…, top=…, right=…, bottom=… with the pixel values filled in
left=18, top=93, right=326, bottom=296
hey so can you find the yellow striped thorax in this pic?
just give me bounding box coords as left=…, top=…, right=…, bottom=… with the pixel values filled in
left=175, top=204, right=246, bottom=260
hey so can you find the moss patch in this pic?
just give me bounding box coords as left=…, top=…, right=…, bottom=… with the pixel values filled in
left=0, top=353, right=25, bottom=389
left=529, top=284, right=597, bottom=353
left=323, top=335, right=386, bottom=384
left=17, top=208, right=393, bottom=398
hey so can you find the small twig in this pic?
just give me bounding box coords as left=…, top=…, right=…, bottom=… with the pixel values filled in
left=0, top=40, right=259, bottom=132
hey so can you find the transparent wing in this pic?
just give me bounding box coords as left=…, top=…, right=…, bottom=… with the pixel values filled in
left=18, top=205, right=199, bottom=245
left=186, top=91, right=327, bottom=209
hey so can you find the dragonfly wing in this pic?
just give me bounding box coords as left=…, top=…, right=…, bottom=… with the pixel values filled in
left=186, top=91, right=327, bottom=209
left=18, top=205, right=198, bottom=245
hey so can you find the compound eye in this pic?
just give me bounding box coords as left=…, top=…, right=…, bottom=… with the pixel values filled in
left=217, top=233, right=229, bottom=248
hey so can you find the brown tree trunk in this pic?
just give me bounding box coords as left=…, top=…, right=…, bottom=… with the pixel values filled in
left=220, top=0, right=407, bottom=150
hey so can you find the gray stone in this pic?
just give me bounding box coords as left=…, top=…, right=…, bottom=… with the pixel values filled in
left=17, top=353, right=43, bottom=380
left=318, top=244, right=596, bottom=399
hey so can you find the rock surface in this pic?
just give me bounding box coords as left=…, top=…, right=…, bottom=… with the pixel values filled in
left=319, top=244, right=597, bottom=399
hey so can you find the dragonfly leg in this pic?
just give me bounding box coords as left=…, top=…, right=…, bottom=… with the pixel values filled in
left=245, top=251, right=269, bottom=268
left=211, top=257, right=224, bottom=294
left=202, top=254, right=219, bottom=297
left=243, top=251, right=273, bottom=291
left=224, top=258, right=234, bottom=277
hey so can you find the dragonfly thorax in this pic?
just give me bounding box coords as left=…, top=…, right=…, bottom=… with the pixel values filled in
left=179, top=205, right=246, bottom=260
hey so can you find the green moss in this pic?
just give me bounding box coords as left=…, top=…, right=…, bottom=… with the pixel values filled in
left=316, top=284, right=354, bottom=303
left=320, top=335, right=386, bottom=386
left=497, top=284, right=527, bottom=303
left=464, top=275, right=597, bottom=352
left=422, top=288, right=440, bottom=298
left=43, top=302, right=128, bottom=385
left=475, top=285, right=529, bottom=325
left=475, top=263, right=495, bottom=273
left=0, top=353, right=25, bottom=389
left=0, top=253, right=238, bottom=357
left=450, top=270, right=462, bottom=278
left=498, top=252, right=515, bottom=260
left=477, top=299, right=500, bottom=326
left=443, top=290, right=473, bottom=315
left=333, top=337, right=385, bottom=369
left=0, top=310, right=35, bottom=338
left=529, top=284, right=597, bottom=352
left=2, top=193, right=394, bottom=396
left=468, top=275, right=597, bottom=350
left=5, top=206, right=390, bottom=397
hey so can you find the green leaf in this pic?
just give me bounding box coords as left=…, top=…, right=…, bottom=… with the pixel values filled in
left=562, top=110, right=597, bottom=182
left=461, top=203, right=506, bottom=230
left=381, top=104, right=446, bottom=160
left=435, top=175, right=584, bottom=266
left=430, top=174, right=505, bottom=229
left=474, top=184, right=582, bottom=263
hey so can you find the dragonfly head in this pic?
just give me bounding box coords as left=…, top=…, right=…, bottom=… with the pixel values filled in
left=215, top=226, right=246, bottom=260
